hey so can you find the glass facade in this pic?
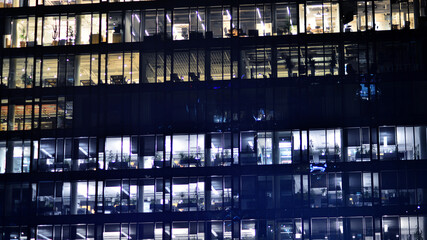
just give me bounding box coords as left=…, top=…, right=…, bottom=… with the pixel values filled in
left=1, top=0, right=427, bottom=239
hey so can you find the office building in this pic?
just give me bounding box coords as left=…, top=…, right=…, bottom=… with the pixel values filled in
left=0, top=0, right=427, bottom=239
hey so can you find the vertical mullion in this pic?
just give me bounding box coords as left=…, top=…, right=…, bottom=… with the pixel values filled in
left=90, top=12, right=94, bottom=44
left=41, top=16, right=45, bottom=47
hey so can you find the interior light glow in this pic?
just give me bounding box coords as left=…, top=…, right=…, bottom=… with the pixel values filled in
left=134, top=14, right=141, bottom=23
left=79, top=147, right=88, bottom=156
left=37, top=233, right=49, bottom=240
left=166, top=14, right=171, bottom=23
left=76, top=233, right=86, bottom=239
left=154, top=227, right=162, bottom=234
left=211, top=229, right=218, bottom=237
left=211, top=186, right=219, bottom=195
left=257, top=8, right=262, bottom=18
left=145, top=30, right=149, bottom=36
left=122, top=188, right=130, bottom=196
left=122, top=231, right=129, bottom=238
left=226, top=9, right=232, bottom=20
left=41, top=148, right=53, bottom=158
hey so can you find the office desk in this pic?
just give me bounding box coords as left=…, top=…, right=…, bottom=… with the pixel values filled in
left=110, top=75, right=126, bottom=85
left=44, top=78, right=57, bottom=87
left=80, top=80, right=95, bottom=86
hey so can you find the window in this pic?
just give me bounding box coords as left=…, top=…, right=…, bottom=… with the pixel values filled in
left=172, top=177, right=205, bottom=212
left=171, top=134, right=205, bottom=168
left=302, top=2, right=339, bottom=34
left=275, top=3, right=298, bottom=35
left=206, top=133, right=233, bottom=167
left=208, top=176, right=232, bottom=211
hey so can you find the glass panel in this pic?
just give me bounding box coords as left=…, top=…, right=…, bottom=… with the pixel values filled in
left=190, top=7, right=206, bottom=38
left=140, top=179, right=155, bottom=213
left=172, top=222, right=189, bottom=239
left=257, top=132, right=273, bottom=165
left=239, top=5, right=256, bottom=37
left=309, top=130, right=326, bottom=163
left=108, top=12, right=122, bottom=43
left=241, top=220, right=256, bottom=240
left=310, top=173, right=327, bottom=208
left=379, top=127, right=399, bottom=160
left=105, top=137, right=124, bottom=170
left=104, top=180, right=121, bottom=214
left=375, top=0, right=391, bottom=31
left=382, top=216, right=399, bottom=240
left=207, top=6, right=231, bottom=38
left=277, top=46, right=299, bottom=78
left=173, top=8, right=190, bottom=40
left=38, top=182, right=55, bottom=215
left=172, top=178, right=189, bottom=212
left=0, top=141, right=6, bottom=173
left=328, top=173, right=343, bottom=207
left=275, top=3, right=298, bottom=35
left=240, top=132, right=257, bottom=165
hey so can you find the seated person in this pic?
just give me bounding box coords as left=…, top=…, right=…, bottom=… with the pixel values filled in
left=306, top=24, right=313, bottom=33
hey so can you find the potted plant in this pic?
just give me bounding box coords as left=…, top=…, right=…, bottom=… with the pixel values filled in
left=21, top=73, right=32, bottom=87
left=414, top=226, right=424, bottom=240
left=19, top=27, right=27, bottom=48
left=52, top=23, right=59, bottom=46
left=67, top=26, right=74, bottom=45
left=334, top=144, right=340, bottom=155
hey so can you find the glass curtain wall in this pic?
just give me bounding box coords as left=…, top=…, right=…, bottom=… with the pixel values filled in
left=1, top=2, right=416, bottom=45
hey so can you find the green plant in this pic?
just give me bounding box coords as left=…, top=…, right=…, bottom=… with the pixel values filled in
left=122, top=154, right=130, bottom=162
left=107, top=150, right=119, bottom=162
left=415, top=226, right=424, bottom=240
left=21, top=73, right=32, bottom=85
left=67, top=26, right=74, bottom=42
left=334, top=144, right=340, bottom=155
left=19, top=27, right=27, bottom=41
left=52, top=22, right=58, bottom=41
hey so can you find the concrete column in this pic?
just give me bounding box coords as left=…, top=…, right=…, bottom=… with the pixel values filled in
left=73, top=55, right=81, bottom=86
left=75, top=15, right=82, bottom=45
left=8, top=58, right=16, bottom=88
left=418, top=126, right=427, bottom=160
left=4, top=184, right=14, bottom=216
left=6, top=141, right=15, bottom=173
left=70, top=181, right=78, bottom=215
left=138, top=184, right=144, bottom=212
left=205, top=177, right=211, bottom=210
left=70, top=140, right=80, bottom=215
